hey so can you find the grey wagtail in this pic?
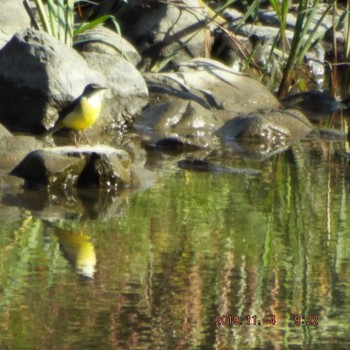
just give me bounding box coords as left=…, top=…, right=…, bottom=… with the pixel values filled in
left=45, top=83, right=107, bottom=144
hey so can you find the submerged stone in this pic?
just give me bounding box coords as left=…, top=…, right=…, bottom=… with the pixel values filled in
left=177, top=157, right=260, bottom=175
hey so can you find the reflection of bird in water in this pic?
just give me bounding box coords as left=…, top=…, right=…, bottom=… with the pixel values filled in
left=281, top=91, right=350, bottom=120
left=53, top=227, right=97, bottom=279
left=45, top=83, right=107, bottom=144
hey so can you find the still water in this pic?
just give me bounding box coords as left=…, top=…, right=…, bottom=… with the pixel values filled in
left=1, top=126, right=350, bottom=349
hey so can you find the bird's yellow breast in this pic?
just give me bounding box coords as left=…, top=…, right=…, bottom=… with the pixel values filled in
left=60, top=94, right=102, bottom=131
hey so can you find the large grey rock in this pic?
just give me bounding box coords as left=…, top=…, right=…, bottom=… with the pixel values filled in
left=74, top=26, right=142, bottom=66
left=10, top=146, right=131, bottom=190
left=0, top=29, right=104, bottom=133
left=119, top=0, right=205, bottom=69
left=0, top=0, right=31, bottom=49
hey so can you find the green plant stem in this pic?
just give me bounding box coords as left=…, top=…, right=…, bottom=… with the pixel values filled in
left=33, top=0, right=52, bottom=35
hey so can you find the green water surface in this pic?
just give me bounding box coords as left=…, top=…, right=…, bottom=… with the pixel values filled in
left=0, top=137, right=350, bottom=349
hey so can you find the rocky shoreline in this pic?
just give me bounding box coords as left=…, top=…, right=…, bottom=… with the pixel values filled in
left=0, top=0, right=347, bottom=208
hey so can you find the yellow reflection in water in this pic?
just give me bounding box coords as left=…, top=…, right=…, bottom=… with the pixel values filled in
left=53, top=227, right=96, bottom=279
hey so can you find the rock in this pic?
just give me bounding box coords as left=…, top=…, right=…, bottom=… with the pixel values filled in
left=138, top=58, right=281, bottom=137
left=137, top=96, right=217, bottom=134
left=118, top=0, right=205, bottom=69
left=0, top=174, right=25, bottom=191
left=0, top=29, right=104, bottom=133
left=0, top=129, right=44, bottom=174
left=309, top=128, right=347, bottom=141
left=237, top=24, right=295, bottom=42
left=177, top=157, right=260, bottom=175
left=216, top=108, right=313, bottom=145
left=211, top=29, right=252, bottom=70
left=0, top=123, right=12, bottom=138
left=0, top=135, right=45, bottom=173
left=304, top=44, right=325, bottom=86
left=281, top=90, right=346, bottom=119
left=10, top=145, right=131, bottom=190
left=225, top=138, right=292, bottom=161
left=165, top=58, right=280, bottom=114
left=74, top=26, right=142, bottom=66
left=0, top=0, right=31, bottom=49
left=223, top=7, right=244, bottom=23
left=143, top=136, right=205, bottom=155
left=257, top=6, right=334, bottom=35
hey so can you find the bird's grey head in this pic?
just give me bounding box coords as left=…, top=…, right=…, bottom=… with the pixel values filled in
left=83, top=83, right=107, bottom=97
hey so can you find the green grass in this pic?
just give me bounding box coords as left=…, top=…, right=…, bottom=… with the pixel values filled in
left=31, top=0, right=122, bottom=46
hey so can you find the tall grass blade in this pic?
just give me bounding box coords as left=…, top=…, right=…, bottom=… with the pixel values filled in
left=74, top=15, right=122, bottom=36
left=33, top=0, right=52, bottom=35
left=57, top=0, right=66, bottom=43
left=277, top=0, right=328, bottom=96
left=65, top=0, right=74, bottom=46
left=47, top=0, right=58, bottom=38
left=345, top=1, right=350, bottom=61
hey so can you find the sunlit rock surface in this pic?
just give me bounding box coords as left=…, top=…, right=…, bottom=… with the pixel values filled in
left=0, top=0, right=30, bottom=49
left=119, top=0, right=205, bottom=69
left=138, top=58, right=281, bottom=138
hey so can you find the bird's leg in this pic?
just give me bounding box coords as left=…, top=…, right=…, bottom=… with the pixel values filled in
left=73, top=131, right=80, bottom=146
left=84, top=130, right=92, bottom=146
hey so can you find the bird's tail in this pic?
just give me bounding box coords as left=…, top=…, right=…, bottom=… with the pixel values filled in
left=41, top=124, right=60, bottom=137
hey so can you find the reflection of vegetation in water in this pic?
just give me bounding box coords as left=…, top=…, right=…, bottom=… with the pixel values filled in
left=1, top=142, right=350, bottom=347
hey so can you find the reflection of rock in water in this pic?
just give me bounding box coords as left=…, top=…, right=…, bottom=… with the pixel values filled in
left=53, top=227, right=97, bottom=279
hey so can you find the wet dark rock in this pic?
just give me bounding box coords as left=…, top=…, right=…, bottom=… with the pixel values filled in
left=144, top=136, right=204, bottom=155
left=222, top=138, right=292, bottom=161
left=137, top=97, right=217, bottom=135
left=10, top=146, right=131, bottom=190
left=304, top=44, right=326, bottom=86
left=216, top=108, right=313, bottom=145
left=0, top=0, right=30, bottom=49
left=281, top=91, right=348, bottom=119
left=177, top=157, right=260, bottom=175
